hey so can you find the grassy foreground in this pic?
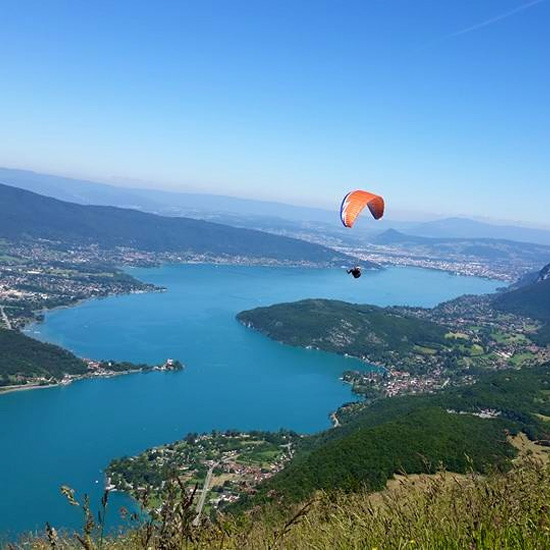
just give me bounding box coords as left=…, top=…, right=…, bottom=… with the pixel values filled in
left=17, top=452, right=550, bottom=550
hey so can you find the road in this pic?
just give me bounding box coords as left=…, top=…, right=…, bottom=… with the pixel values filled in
left=330, top=411, right=341, bottom=428
left=0, top=305, right=12, bottom=330
left=192, top=462, right=217, bottom=526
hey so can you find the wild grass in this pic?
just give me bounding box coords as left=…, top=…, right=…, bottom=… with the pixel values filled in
left=13, top=453, right=550, bottom=550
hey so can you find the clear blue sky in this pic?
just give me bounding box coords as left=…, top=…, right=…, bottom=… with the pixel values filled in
left=1, top=0, right=548, bottom=223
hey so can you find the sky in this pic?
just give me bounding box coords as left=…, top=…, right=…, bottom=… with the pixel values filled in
left=0, top=0, right=548, bottom=224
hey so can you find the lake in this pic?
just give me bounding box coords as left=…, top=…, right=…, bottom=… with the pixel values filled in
left=0, top=265, right=500, bottom=538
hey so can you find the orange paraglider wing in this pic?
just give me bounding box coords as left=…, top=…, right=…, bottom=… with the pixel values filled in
left=340, top=190, right=384, bottom=228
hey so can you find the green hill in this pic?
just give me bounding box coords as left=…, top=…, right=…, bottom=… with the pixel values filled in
left=246, top=407, right=513, bottom=502
left=494, top=263, right=550, bottom=344
left=0, top=328, right=87, bottom=386
left=495, top=271, right=550, bottom=323
left=233, top=365, right=550, bottom=509
left=237, top=299, right=448, bottom=371
left=0, top=183, right=351, bottom=265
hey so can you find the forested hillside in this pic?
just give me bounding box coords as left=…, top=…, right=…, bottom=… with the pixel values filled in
left=495, top=266, right=550, bottom=322
left=234, top=365, right=550, bottom=508
left=0, top=328, right=87, bottom=386
left=494, top=262, right=550, bottom=344
left=238, top=299, right=449, bottom=371
left=244, top=407, right=512, bottom=503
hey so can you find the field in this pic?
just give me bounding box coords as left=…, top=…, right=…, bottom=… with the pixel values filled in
left=21, top=454, right=550, bottom=550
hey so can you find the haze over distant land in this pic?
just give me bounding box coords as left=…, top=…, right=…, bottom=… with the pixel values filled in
left=0, top=183, right=350, bottom=266
left=1, top=2, right=548, bottom=224
left=2, top=167, right=550, bottom=246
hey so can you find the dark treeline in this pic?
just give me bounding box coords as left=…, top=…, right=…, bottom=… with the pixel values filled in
left=0, top=328, right=87, bottom=385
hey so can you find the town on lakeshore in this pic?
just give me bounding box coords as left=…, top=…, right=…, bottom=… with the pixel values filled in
left=106, top=430, right=299, bottom=519
left=340, top=297, right=550, bottom=401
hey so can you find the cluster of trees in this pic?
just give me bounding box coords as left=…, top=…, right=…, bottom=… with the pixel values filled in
left=533, top=326, right=550, bottom=346
left=0, top=327, right=87, bottom=385
left=97, top=360, right=151, bottom=373
left=108, top=453, right=174, bottom=490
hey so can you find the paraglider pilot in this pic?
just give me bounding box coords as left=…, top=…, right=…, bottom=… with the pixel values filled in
left=339, top=189, right=384, bottom=281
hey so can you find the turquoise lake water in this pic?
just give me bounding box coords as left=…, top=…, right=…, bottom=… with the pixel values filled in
left=0, top=265, right=501, bottom=538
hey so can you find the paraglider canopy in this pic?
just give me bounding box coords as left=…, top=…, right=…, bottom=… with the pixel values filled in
left=340, top=190, right=384, bottom=228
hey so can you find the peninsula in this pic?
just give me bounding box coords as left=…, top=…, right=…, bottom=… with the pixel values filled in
left=0, top=326, right=183, bottom=394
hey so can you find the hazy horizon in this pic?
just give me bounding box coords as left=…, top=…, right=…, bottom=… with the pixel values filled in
left=2, top=164, right=550, bottom=231
left=1, top=1, right=548, bottom=224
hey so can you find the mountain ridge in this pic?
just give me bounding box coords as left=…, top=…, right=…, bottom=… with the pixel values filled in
left=0, top=183, right=354, bottom=265
left=408, top=217, right=550, bottom=245
left=3, top=167, right=550, bottom=245
left=495, top=262, right=550, bottom=323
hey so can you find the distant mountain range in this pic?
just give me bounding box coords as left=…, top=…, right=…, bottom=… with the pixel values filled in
left=406, top=217, right=550, bottom=246
left=372, top=229, right=550, bottom=265
left=0, top=184, right=352, bottom=265
left=3, top=167, right=550, bottom=246
left=0, top=167, right=335, bottom=223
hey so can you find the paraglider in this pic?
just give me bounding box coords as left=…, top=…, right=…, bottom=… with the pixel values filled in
left=340, top=189, right=384, bottom=279
left=340, top=190, right=384, bottom=228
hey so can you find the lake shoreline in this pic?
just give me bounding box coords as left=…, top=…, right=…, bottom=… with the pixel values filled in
left=0, top=381, right=61, bottom=395
left=22, top=286, right=167, bottom=333
left=0, top=264, right=502, bottom=536
left=20, top=260, right=383, bottom=333
left=0, top=368, right=154, bottom=397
